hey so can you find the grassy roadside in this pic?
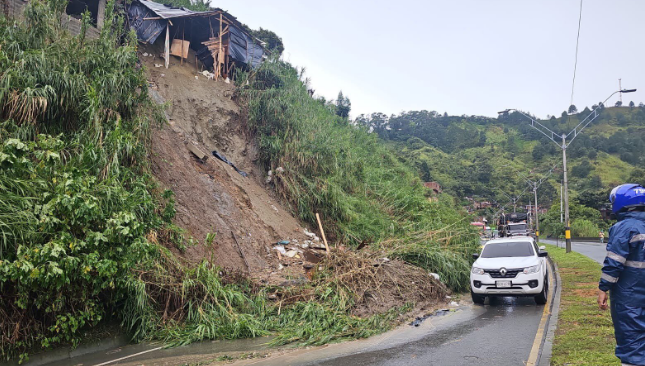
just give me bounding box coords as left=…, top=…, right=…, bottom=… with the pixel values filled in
left=546, top=245, right=619, bottom=365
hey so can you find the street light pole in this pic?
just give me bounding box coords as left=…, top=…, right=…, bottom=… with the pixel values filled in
left=499, top=88, right=636, bottom=253
left=519, top=163, right=557, bottom=243
left=561, top=133, right=571, bottom=247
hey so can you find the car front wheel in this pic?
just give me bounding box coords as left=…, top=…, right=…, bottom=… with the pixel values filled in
left=534, top=276, right=549, bottom=305
left=471, top=289, right=485, bottom=305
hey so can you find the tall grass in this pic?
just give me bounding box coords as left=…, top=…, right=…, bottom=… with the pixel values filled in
left=238, top=61, right=480, bottom=287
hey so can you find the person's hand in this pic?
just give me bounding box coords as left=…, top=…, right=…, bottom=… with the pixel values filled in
left=598, top=290, right=609, bottom=310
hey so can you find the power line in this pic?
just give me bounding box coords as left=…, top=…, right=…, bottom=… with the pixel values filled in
left=569, top=0, right=584, bottom=108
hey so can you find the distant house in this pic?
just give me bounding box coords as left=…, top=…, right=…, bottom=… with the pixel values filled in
left=525, top=205, right=548, bottom=215
left=2, top=0, right=106, bottom=38
left=424, top=182, right=442, bottom=194
left=474, top=201, right=491, bottom=210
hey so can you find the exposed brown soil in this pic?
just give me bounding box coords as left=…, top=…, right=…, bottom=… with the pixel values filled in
left=140, top=43, right=310, bottom=275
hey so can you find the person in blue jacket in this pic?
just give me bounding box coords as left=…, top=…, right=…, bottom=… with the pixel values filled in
left=598, top=183, right=645, bottom=366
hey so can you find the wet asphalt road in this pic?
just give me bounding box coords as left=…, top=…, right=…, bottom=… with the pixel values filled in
left=304, top=297, right=544, bottom=366
left=542, top=239, right=606, bottom=264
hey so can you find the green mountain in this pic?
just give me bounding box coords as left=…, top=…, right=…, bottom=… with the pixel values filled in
left=356, top=105, right=645, bottom=235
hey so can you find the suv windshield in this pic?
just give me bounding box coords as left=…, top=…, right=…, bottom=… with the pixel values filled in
left=481, top=242, right=534, bottom=258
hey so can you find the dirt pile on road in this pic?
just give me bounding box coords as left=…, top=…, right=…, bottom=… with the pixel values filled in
left=274, top=249, right=448, bottom=317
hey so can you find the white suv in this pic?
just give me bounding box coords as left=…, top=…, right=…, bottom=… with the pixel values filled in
left=470, top=236, right=549, bottom=305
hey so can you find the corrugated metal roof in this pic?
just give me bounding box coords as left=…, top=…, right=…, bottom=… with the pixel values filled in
left=138, top=0, right=222, bottom=19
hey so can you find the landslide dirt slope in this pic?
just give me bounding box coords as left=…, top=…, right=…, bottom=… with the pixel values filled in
left=140, top=44, right=309, bottom=275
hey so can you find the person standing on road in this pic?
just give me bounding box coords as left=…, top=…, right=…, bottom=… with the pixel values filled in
left=600, top=230, right=605, bottom=244
left=598, top=183, right=645, bottom=366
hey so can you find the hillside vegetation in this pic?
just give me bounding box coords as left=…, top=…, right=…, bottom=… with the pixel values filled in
left=238, top=62, right=481, bottom=289
left=0, top=1, right=479, bottom=361
left=356, top=104, right=645, bottom=236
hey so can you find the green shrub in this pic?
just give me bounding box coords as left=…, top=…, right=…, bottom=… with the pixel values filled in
left=0, top=1, right=168, bottom=359
left=571, top=219, right=600, bottom=238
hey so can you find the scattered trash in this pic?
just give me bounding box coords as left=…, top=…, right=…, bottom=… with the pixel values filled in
left=225, top=77, right=231, bottom=84
left=273, top=245, right=286, bottom=255
left=202, top=70, right=215, bottom=80
left=212, top=150, right=248, bottom=177
left=429, top=273, right=441, bottom=281
left=304, top=228, right=317, bottom=238
left=277, top=240, right=290, bottom=245
left=271, top=205, right=279, bottom=213
left=285, top=250, right=299, bottom=258
left=450, top=301, right=459, bottom=307
left=143, top=52, right=149, bottom=57
left=154, top=63, right=163, bottom=68
left=160, top=73, right=165, bottom=77
left=194, top=75, right=199, bottom=80
left=308, top=241, right=327, bottom=250
left=265, top=170, right=273, bottom=183
left=278, top=263, right=284, bottom=270
left=446, top=295, right=452, bottom=299
left=276, top=166, right=285, bottom=174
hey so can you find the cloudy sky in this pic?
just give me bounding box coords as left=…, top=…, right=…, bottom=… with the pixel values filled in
left=215, top=0, right=644, bottom=119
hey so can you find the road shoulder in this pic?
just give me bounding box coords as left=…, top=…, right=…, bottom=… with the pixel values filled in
left=537, top=258, right=562, bottom=366
left=545, top=244, right=619, bottom=366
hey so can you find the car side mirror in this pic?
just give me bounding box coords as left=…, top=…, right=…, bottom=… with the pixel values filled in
left=539, top=245, right=546, bottom=250
left=538, top=251, right=548, bottom=257
left=472, top=253, right=479, bottom=259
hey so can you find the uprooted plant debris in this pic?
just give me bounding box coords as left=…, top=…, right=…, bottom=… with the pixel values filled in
left=116, top=245, right=450, bottom=348
left=270, top=248, right=449, bottom=318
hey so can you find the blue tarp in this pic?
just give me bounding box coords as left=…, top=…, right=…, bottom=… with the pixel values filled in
left=229, top=25, right=264, bottom=69
left=127, top=0, right=264, bottom=69
left=127, top=1, right=165, bottom=44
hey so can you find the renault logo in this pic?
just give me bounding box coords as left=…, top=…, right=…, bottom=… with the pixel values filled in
left=500, top=268, right=507, bottom=276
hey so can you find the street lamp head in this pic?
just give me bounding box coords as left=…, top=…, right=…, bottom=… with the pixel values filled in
left=621, top=89, right=637, bottom=93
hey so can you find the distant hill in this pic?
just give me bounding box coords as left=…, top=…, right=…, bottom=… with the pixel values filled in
left=355, top=105, right=645, bottom=214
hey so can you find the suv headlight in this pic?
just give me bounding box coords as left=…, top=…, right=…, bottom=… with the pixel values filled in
left=523, top=265, right=540, bottom=274
left=471, top=267, right=484, bottom=275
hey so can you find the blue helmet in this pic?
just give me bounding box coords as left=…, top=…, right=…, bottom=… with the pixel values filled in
left=610, top=183, right=645, bottom=213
